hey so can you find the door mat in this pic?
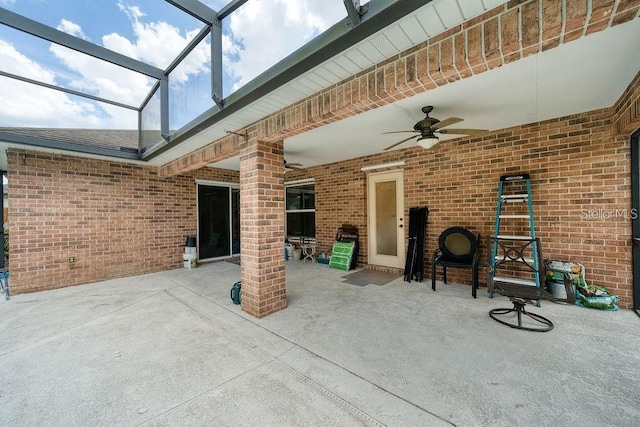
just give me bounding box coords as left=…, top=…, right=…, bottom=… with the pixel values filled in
left=341, top=269, right=401, bottom=287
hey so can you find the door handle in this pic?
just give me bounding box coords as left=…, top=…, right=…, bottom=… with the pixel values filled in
left=633, top=238, right=640, bottom=246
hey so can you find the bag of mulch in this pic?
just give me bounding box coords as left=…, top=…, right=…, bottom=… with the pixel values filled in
left=574, top=282, right=619, bottom=311
left=546, top=260, right=619, bottom=311
left=575, top=293, right=619, bottom=310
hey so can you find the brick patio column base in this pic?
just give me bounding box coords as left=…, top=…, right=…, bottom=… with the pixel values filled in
left=239, top=138, right=286, bottom=318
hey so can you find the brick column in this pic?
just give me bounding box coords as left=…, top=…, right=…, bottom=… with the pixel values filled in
left=239, top=139, right=287, bottom=317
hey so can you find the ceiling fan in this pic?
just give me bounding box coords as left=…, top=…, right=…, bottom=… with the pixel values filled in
left=284, top=159, right=304, bottom=170
left=383, top=106, right=489, bottom=151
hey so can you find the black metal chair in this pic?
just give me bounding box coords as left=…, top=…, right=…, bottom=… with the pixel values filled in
left=487, top=237, right=576, bottom=332
left=431, top=227, right=480, bottom=298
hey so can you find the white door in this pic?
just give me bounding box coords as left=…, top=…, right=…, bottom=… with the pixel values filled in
left=367, top=170, right=405, bottom=268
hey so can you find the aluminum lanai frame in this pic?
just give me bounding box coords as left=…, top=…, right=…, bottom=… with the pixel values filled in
left=0, top=0, right=433, bottom=162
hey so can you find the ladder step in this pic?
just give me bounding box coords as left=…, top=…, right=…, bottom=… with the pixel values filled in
left=495, top=256, right=535, bottom=264
left=502, top=194, right=529, bottom=198
left=499, top=215, right=531, bottom=219
left=492, top=276, right=537, bottom=286
left=500, top=173, right=530, bottom=182
left=495, top=235, right=535, bottom=241
left=501, top=194, right=529, bottom=200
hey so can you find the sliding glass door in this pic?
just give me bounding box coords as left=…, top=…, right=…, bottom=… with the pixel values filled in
left=197, top=183, right=240, bottom=260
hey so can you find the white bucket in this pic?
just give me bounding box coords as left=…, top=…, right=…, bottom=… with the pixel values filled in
left=293, top=249, right=301, bottom=261
left=185, top=247, right=197, bottom=254
left=285, top=244, right=294, bottom=261
left=183, top=252, right=197, bottom=269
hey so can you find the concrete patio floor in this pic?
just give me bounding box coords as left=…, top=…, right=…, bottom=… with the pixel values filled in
left=0, top=261, right=638, bottom=426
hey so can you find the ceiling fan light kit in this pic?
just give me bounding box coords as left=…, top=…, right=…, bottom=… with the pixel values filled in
left=417, top=136, right=440, bottom=149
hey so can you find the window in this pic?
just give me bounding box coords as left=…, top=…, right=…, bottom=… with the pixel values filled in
left=286, top=182, right=315, bottom=238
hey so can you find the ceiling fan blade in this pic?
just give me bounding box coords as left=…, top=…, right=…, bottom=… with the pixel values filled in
left=437, top=128, right=489, bottom=136
left=432, top=117, right=463, bottom=129
left=284, top=159, right=304, bottom=170
left=383, top=135, right=417, bottom=151
left=382, top=130, right=418, bottom=134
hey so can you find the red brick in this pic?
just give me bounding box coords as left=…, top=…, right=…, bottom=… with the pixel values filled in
left=427, top=44, right=447, bottom=86
left=501, top=8, right=521, bottom=60
left=416, top=48, right=436, bottom=90
left=467, top=25, right=487, bottom=74
left=563, top=28, right=584, bottom=43
left=404, top=53, right=422, bottom=93
left=564, top=0, right=588, bottom=34
left=612, top=1, right=640, bottom=26
left=439, top=38, right=459, bottom=83
left=590, top=0, right=616, bottom=23
left=542, top=0, right=563, bottom=41
left=454, top=32, right=472, bottom=79
left=586, top=17, right=610, bottom=35
left=521, top=1, right=540, bottom=57
left=483, top=17, right=502, bottom=69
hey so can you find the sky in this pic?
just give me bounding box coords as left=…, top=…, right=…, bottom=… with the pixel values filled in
left=0, top=0, right=347, bottom=130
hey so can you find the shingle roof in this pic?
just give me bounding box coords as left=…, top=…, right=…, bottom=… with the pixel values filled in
left=0, top=128, right=155, bottom=152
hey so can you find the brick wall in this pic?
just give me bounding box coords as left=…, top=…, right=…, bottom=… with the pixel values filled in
left=287, top=106, right=636, bottom=309
left=7, top=149, right=239, bottom=294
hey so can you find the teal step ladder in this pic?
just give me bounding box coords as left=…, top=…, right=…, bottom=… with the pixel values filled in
left=489, top=174, right=542, bottom=305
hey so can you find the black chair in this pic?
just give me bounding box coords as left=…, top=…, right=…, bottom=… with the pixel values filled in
left=431, top=227, right=480, bottom=298
left=487, top=237, right=576, bottom=332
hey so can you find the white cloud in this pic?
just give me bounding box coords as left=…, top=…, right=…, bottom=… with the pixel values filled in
left=0, top=39, right=55, bottom=82
left=118, top=2, right=145, bottom=20
left=57, top=19, right=89, bottom=41
left=49, top=42, right=153, bottom=107
left=0, top=0, right=16, bottom=5
left=223, top=0, right=346, bottom=91
left=110, top=1, right=210, bottom=78
left=0, top=39, right=120, bottom=128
